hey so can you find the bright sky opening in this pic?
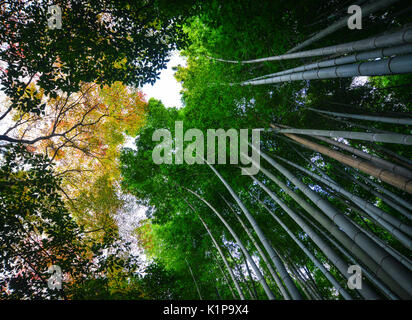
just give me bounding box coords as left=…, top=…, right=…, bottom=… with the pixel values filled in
left=141, top=51, right=187, bottom=109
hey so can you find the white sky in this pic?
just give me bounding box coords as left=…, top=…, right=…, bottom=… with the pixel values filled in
left=124, top=51, right=186, bottom=151
left=141, top=50, right=187, bottom=109
left=351, top=76, right=368, bottom=87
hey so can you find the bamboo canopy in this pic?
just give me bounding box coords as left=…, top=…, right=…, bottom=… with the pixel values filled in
left=211, top=26, right=412, bottom=64
left=287, top=0, right=402, bottom=53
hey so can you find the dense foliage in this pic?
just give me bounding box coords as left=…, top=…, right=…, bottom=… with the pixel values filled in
left=1, top=0, right=412, bottom=300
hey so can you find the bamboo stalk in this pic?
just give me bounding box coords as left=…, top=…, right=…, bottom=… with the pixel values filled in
left=287, top=0, right=402, bottom=53
left=240, top=54, right=412, bottom=85
left=250, top=144, right=412, bottom=297
left=211, top=26, right=412, bottom=64
left=205, top=162, right=302, bottom=299
left=255, top=195, right=353, bottom=299
left=269, top=125, right=412, bottom=194
left=186, top=188, right=277, bottom=300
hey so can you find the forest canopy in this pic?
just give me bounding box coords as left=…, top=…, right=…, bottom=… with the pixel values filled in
left=1, top=0, right=412, bottom=301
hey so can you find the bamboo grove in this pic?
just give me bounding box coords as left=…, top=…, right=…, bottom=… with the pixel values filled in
left=121, top=0, right=412, bottom=300
left=1, top=0, right=412, bottom=300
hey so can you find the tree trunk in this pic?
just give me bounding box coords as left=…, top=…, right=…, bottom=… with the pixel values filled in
left=323, top=185, right=412, bottom=274
left=209, top=26, right=412, bottom=64
left=357, top=172, right=412, bottom=216
left=336, top=166, right=412, bottom=222
left=185, top=258, right=203, bottom=300
left=282, top=249, right=325, bottom=300
left=276, top=128, right=412, bottom=146
left=212, top=251, right=238, bottom=300
left=354, top=219, right=412, bottom=273
left=269, top=125, right=412, bottom=194
left=318, top=113, right=393, bottom=134
left=367, top=143, right=412, bottom=169
left=251, top=43, right=412, bottom=82
left=313, top=135, right=412, bottom=179
left=222, top=195, right=290, bottom=299
left=287, top=0, right=401, bottom=53
left=299, top=213, right=399, bottom=300
left=308, top=107, right=412, bottom=126
left=251, top=145, right=412, bottom=297
left=256, top=196, right=353, bottom=299
left=274, top=154, right=412, bottom=242
left=205, top=163, right=302, bottom=299
left=289, top=265, right=317, bottom=299
left=289, top=143, right=335, bottom=184
left=240, top=54, right=412, bottom=86
left=242, top=251, right=259, bottom=300
left=227, top=247, right=256, bottom=299
left=185, top=188, right=277, bottom=300
left=250, top=149, right=408, bottom=297
left=197, top=214, right=246, bottom=300
left=248, top=170, right=380, bottom=299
